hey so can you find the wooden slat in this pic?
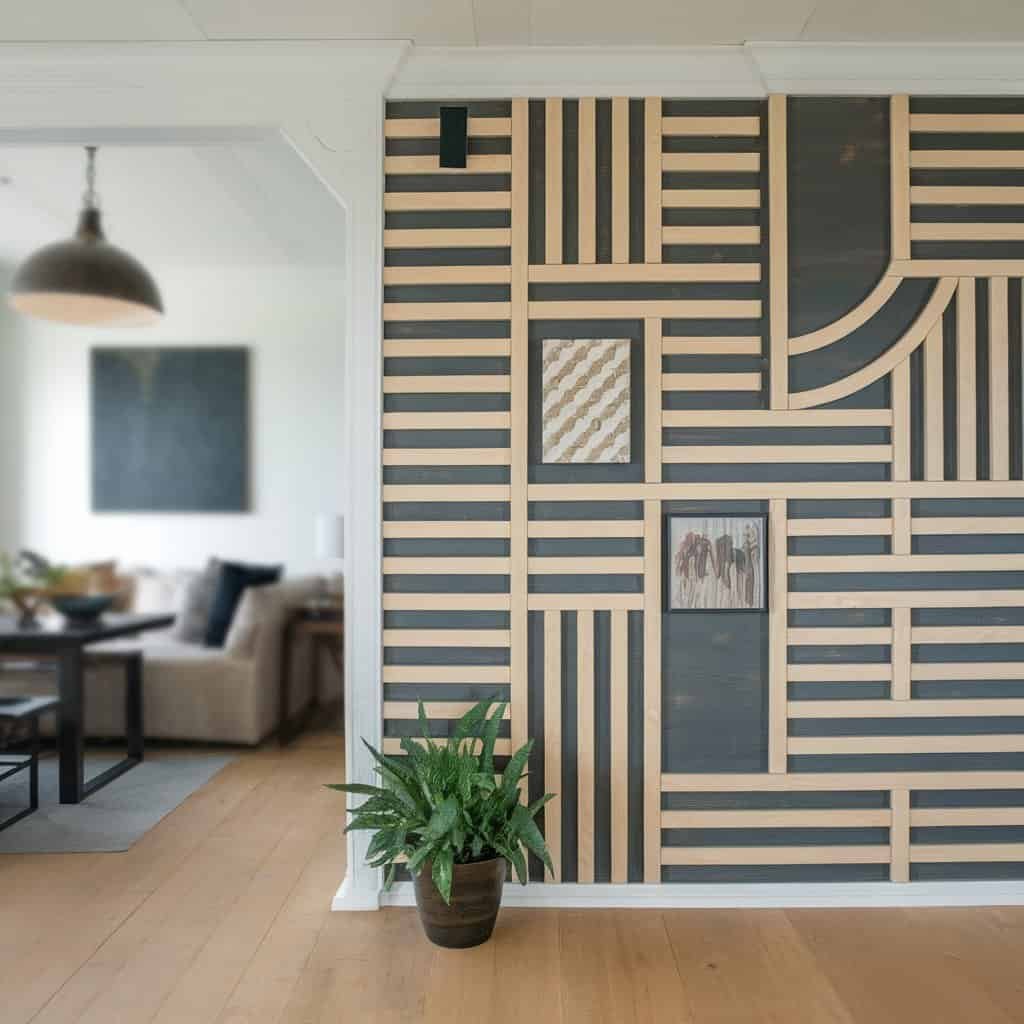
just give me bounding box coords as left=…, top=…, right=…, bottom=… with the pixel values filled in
left=892, top=607, right=911, bottom=701
left=662, top=846, right=890, bottom=865
left=385, top=116, right=512, bottom=138
left=789, top=552, right=1024, bottom=573
left=383, top=302, right=512, bottom=321
left=990, top=276, right=1011, bottom=480
left=769, top=94, right=788, bottom=410
left=577, top=609, right=595, bottom=884
left=545, top=97, right=562, bottom=265
left=383, top=593, right=513, bottom=611
left=578, top=97, right=596, bottom=264
left=644, top=97, right=662, bottom=263
left=612, top=96, right=629, bottom=264
left=661, top=444, right=892, bottom=464
left=663, top=371, right=762, bottom=391
left=769, top=498, right=787, bottom=774
left=384, top=191, right=511, bottom=211
left=662, top=188, right=760, bottom=208
left=383, top=266, right=512, bottom=285
left=383, top=701, right=511, bottom=720
left=911, top=662, right=1024, bottom=680
left=382, top=374, right=509, bottom=393
left=382, top=448, right=511, bottom=466
left=787, top=518, right=893, bottom=536
left=911, top=223, right=1024, bottom=241
left=528, top=519, right=643, bottom=538
left=527, top=557, right=645, bottom=574
left=790, top=736, right=1024, bottom=755
left=910, top=150, right=1024, bottom=168
left=382, top=557, right=509, bottom=575
left=892, top=258, right=1024, bottom=276
left=662, top=151, right=760, bottom=171
left=662, top=409, right=893, bottom=427
left=381, top=665, right=510, bottom=683
left=789, top=276, right=901, bottom=356
left=912, top=843, right=1024, bottom=862
left=661, top=225, right=761, bottom=245
left=910, top=113, right=1024, bottom=132
left=890, top=788, right=910, bottom=883
left=383, top=338, right=510, bottom=357
left=789, top=589, right=1024, bottom=610
left=662, top=336, right=761, bottom=354
left=891, top=95, right=911, bottom=261
left=662, top=771, right=1024, bottom=792
left=529, top=299, right=760, bottom=319
left=384, top=153, right=511, bottom=174
left=382, top=737, right=513, bottom=755
left=611, top=607, right=629, bottom=884
left=913, top=624, right=1024, bottom=642
left=527, top=594, right=644, bottom=610
left=544, top=609, right=562, bottom=882
left=645, top=317, right=662, bottom=483
left=924, top=319, right=945, bottom=481
left=510, top=97, right=529, bottom=764
left=912, top=807, right=1024, bottom=826
left=382, top=484, right=510, bottom=502
left=913, top=516, right=1024, bottom=534
left=787, top=626, right=892, bottom=644
left=382, top=629, right=510, bottom=647
left=661, top=116, right=760, bottom=137
left=957, top=276, right=978, bottom=480
left=383, top=228, right=511, bottom=248
left=661, top=809, right=891, bottom=828
left=529, top=262, right=759, bottom=283
left=911, top=185, right=1024, bottom=204
left=643, top=499, right=662, bottom=882
left=892, top=497, right=911, bottom=555
left=382, top=521, right=511, bottom=538
left=788, top=664, right=891, bottom=682
left=791, top=698, right=1024, bottom=718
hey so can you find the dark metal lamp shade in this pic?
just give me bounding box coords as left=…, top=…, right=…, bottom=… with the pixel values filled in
left=9, top=207, right=164, bottom=327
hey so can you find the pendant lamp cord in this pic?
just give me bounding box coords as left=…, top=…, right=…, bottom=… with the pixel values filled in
left=84, top=145, right=98, bottom=211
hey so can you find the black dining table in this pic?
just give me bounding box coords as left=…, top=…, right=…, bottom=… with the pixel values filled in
left=0, top=613, right=173, bottom=803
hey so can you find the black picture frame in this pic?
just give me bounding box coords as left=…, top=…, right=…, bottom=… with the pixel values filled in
left=663, top=513, right=769, bottom=613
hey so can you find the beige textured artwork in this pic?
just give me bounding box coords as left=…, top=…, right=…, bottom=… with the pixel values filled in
left=541, top=338, right=631, bottom=464
left=669, top=516, right=766, bottom=611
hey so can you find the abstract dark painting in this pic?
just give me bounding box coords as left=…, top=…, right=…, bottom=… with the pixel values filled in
left=91, top=346, right=249, bottom=512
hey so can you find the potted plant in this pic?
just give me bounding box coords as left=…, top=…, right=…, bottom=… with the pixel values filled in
left=329, top=699, right=554, bottom=948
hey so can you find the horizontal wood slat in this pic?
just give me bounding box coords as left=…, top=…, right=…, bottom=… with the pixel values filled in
left=384, top=117, right=512, bottom=138
left=662, top=445, right=892, bottom=464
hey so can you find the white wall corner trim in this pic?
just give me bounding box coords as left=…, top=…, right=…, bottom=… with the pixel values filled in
left=381, top=880, right=1024, bottom=910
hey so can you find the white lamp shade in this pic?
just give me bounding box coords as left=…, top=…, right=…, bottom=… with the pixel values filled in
left=315, top=514, right=345, bottom=560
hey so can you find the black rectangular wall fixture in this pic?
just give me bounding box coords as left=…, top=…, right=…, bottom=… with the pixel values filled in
left=439, top=106, right=468, bottom=168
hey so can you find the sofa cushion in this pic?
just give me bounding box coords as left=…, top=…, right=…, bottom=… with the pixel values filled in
left=170, top=557, right=220, bottom=643
left=224, top=575, right=326, bottom=658
left=129, top=568, right=197, bottom=615
left=204, top=561, right=282, bottom=647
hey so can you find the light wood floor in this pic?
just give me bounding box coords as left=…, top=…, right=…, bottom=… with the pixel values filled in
left=3, top=730, right=1024, bottom=1023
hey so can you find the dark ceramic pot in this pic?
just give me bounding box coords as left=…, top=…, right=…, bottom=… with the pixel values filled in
left=413, top=856, right=506, bottom=949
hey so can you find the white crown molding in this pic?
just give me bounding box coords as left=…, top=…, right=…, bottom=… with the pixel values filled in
left=389, top=45, right=765, bottom=98
left=390, top=41, right=1024, bottom=98
left=380, top=879, right=1024, bottom=910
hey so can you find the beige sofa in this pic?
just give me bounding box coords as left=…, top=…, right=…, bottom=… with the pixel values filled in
left=0, top=570, right=340, bottom=746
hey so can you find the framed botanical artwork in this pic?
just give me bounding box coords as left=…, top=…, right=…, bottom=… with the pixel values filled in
left=665, top=514, right=768, bottom=612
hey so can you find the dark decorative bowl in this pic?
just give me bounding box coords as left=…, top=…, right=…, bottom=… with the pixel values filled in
left=51, top=594, right=115, bottom=627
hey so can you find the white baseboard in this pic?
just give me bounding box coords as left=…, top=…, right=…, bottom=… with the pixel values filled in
left=331, top=873, right=381, bottom=912
left=379, top=880, right=1024, bottom=909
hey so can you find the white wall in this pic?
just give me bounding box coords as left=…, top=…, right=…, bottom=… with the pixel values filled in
left=0, top=263, right=346, bottom=576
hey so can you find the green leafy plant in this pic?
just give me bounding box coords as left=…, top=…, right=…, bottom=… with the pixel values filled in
left=328, top=700, right=555, bottom=904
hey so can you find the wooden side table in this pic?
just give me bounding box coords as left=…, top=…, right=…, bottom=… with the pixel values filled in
left=279, top=605, right=344, bottom=745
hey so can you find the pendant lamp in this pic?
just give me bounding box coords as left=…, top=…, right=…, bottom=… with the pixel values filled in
left=9, top=146, right=164, bottom=327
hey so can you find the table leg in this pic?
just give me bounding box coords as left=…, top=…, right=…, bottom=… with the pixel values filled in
left=279, top=618, right=296, bottom=746
left=57, top=648, right=85, bottom=804
left=125, top=652, right=144, bottom=762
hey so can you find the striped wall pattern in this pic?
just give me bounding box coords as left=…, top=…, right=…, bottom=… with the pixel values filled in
left=383, top=95, right=1024, bottom=886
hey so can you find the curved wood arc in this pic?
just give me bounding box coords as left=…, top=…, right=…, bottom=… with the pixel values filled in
left=788, top=278, right=957, bottom=410
left=788, top=271, right=901, bottom=355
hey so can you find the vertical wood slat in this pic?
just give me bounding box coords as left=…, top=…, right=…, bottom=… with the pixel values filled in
left=643, top=499, right=662, bottom=883
left=892, top=607, right=912, bottom=700
left=768, top=95, right=789, bottom=410
left=768, top=498, right=788, bottom=773
left=891, top=95, right=911, bottom=261
left=892, top=358, right=912, bottom=481
left=510, top=99, right=530, bottom=756
left=645, top=317, right=663, bottom=482
left=957, top=277, right=978, bottom=481
left=612, top=96, right=629, bottom=265
left=924, top=320, right=945, bottom=481
left=990, top=276, right=1010, bottom=480
left=543, top=609, right=562, bottom=882
left=890, top=787, right=911, bottom=882
left=578, top=97, right=596, bottom=264
left=610, top=607, right=629, bottom=884
left=545, top=97, right=563, bottom=266
left=577, top=609, right=595, bottom=884
left=892, top=497, right=912, bottom=556
left=644, top=97, right=662, bottom=263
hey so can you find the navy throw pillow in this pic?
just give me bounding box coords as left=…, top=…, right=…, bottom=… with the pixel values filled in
left=204, top=560, right=282, bottom=647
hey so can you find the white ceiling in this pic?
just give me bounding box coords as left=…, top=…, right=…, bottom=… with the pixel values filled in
left=2, top=0, right=1024, bottom=45
left=0, top=141, right=346, bottom=270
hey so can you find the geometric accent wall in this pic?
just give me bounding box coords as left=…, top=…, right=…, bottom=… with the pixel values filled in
left=382, top=95, right=1024, bottom=885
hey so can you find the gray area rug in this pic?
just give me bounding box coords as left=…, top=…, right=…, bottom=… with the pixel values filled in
left=0, top=752, right=235, bottom=854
